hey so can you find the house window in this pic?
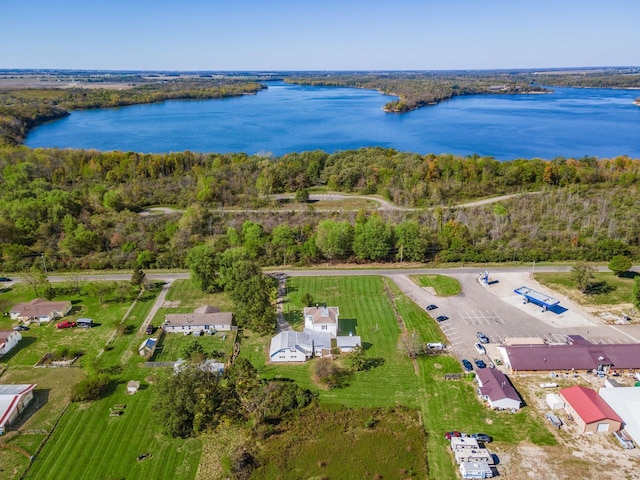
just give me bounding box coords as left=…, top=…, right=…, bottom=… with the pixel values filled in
left=321, top=325, right=327, bottom=330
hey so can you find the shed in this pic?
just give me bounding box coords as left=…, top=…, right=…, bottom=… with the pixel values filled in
left=0, top=330, right=22, bottom=356
left=546, top=393, right=565, bottom=410
left=560, top=385, right=622, bottom=433
left=459, top=461, right=493, bottom=479
left=76, top=318, right=93, bottom=328
left=126, top=381, right=140, bottom=395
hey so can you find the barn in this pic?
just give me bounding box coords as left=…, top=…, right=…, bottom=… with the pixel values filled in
left=560, top=385, right=622, bottom=433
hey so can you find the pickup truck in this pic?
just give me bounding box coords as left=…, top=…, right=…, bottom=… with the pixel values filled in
left=56, top=321, right=76, bottom=329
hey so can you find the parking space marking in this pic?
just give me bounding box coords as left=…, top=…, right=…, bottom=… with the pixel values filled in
left=458, top=309, right=505, bottom=326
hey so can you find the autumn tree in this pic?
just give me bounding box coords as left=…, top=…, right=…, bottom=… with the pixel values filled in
left=570, top=262, right=595, bottom=293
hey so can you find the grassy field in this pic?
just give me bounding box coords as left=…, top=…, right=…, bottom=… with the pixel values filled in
left=251, top=405, right=428, bottom=479
left=535, top=271, right=635, bottom=306
left=410, top=274, right=462, bottom=296
left=23, top=380, right=202, bottom=480
left=242, top=275, right=556, bottom=480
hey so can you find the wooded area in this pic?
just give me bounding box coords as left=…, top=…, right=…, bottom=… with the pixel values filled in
left=1, top=144, right=639, bottom=272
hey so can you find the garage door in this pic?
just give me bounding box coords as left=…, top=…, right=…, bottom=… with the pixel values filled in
left=597, top=423, right=609, bottom=432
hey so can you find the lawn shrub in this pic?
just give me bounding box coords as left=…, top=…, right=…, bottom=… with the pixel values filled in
left=70, top=374, right=111, bottom=402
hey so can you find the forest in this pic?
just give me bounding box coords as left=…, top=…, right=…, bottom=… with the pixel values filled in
left=1, top=145, right=639, bottom=273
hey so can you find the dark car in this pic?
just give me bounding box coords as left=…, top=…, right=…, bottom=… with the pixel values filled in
left=474, top=358, right=487, bottom=369
left=461, top=359, right=473, bottom=371
left=476, top=332, right=490, bottom=344
left=472, top=433, right=492, bottom=443
left=444, top=431, right=461, bottom=440
left=146, top=324, right=154, bottom=335
left=0, top=277, right=12, bottom=282
left=425, top=304, right=438, bottom=311
left=436, top=315, right=449, bottom=322
left=13, top=325, right=29, bottom=331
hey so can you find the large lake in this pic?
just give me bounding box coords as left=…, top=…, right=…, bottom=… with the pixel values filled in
left=25, top=82, right=640, bottom=160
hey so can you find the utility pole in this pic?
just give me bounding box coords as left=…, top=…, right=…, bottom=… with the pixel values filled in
left=41, top=253, right=48, bottom=274
left=530, top=261, right=535, bottom=279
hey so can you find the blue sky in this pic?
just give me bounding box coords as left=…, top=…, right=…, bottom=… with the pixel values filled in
left=2, top=0, right=639, bottom=71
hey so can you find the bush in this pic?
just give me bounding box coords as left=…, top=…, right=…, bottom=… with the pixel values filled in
left=71, top=374, right=112, bottom=402
left=609, top=255, right=633, bottom=276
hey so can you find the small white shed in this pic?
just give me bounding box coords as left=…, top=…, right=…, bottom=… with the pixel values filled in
left=546, top=393, right=565, bottom=410
left=127, top=381, right=140, bottom=395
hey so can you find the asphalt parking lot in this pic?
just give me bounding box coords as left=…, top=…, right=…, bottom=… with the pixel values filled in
left=387, top=271, right=640, bottom=368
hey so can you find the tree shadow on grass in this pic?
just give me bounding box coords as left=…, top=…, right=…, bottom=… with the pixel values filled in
left=618, top=271, right=640, bottom=279
left=585, top=281, right=615, bottom=295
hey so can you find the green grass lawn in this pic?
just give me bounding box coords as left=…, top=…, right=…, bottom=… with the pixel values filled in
left=535, top=271, right=635, bottom=306
left=244, top=275, right=555, bottom=480
left=410, top=274, right=462, bottom=296
left=24, top=381, right=202, bottom=480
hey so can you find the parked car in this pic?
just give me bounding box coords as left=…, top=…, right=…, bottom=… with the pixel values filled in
left=425, top=304, right=438, bottom=311
left=146, top=324, right=154, bottom=335
left=13, top=325, right=29, bottom=331
left=474, top=342, right=486, bottom=354
left=436, top=315, right=449, bottom=322
left=472, top=433, right=493, bottom=443
left=0, top=277, right=12, bottom=282
left=476, top=332, right=490, bottom=344
left=461, top=359, right=473, bottom=371
left=56, top=321, right=76, bottom=329
left=474, top=358, right=487, bottom=369
left=444, top=431, right=462, bottom=440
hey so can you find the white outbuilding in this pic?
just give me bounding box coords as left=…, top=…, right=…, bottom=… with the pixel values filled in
left=599, top=386, right=640, bottom=446
left=545, top=393, right=565, bottom=410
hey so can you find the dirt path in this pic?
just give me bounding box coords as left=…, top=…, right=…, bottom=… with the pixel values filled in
left=138, top=280, right=173, bottom=334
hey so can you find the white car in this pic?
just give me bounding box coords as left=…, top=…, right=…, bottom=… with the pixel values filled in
left=474, top=342, right=486, bottom=355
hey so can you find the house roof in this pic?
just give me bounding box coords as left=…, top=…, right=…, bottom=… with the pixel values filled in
left=560, top=385, right=622, bottom=424
left=0, top=330, right=18, bottom=343
left=502, top=338, right=640, bottom=371
left=305, top=329, right=333, bottom=349
left=269, top=331, right=311, bottom=357
left=336, top=335, right=362, bottom=348
left=10, top=298, right=71, bottom=318
left=0, top=384, right=37, bottom=427
left=476, top=368, right=520, bottom=403
left=303, top=306, right=339, bottom=325
left=164, top=307, right=232, bottom=327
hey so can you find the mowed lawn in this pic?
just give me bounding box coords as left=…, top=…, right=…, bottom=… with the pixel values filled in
left=24, top=382, right=202, bottom=480
left=256, top=276, right=423, bottom=408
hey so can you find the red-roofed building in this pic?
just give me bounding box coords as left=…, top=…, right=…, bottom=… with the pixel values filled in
left=560, top=385, right=622, bottom=433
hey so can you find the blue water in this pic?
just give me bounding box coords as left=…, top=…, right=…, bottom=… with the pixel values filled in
left=25, top=82, right=640, bottom=160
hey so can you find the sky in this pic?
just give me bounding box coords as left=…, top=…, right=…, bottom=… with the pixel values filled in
left=2, top=0, right=639, bottom=71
